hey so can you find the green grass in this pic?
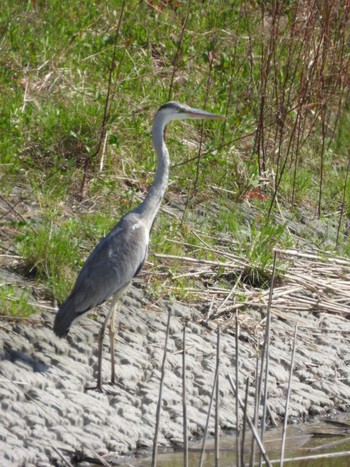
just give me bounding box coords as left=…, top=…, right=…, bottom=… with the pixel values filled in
left=0, top=285, right=37, bottom=317
left=215, top=202, right=292, bottom=287
left=17, top=218, right=83, bottom=301
left=17, top=212, right=116, bottom=301
left=0, top=0, right=349, bottom=314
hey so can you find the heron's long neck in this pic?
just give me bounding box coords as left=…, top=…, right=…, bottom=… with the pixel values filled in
left=133, top=116, right=169, bottom=230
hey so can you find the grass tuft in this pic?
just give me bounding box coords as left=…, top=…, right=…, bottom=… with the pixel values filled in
left=0, top=285, right=37, bottom=317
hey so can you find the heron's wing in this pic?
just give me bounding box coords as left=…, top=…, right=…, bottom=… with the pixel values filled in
left=73, top=213, right=148, bottom=310
left=53, top=213, right=148, bottom=336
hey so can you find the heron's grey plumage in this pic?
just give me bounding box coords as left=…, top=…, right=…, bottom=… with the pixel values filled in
left=53, top=213, right=148, bottom=337
left=53, top=101, right=223, bottom=388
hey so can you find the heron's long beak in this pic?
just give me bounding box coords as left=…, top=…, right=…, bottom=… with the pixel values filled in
left=186, top=107, right=225, bottom=120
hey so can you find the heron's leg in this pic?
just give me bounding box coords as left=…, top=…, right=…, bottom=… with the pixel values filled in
left=108, top=297, right=119, bottom=384
left=86, top=288, right=127, bottom=392
left=95, top=306, right=114, bottom=391
left=83, top=306, right=116, bottom=392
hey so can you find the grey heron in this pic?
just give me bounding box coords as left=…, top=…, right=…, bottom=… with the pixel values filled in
left=53, top=101, right=224, bottom=391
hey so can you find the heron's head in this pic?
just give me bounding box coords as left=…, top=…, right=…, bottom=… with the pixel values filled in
left=155, top=101, right=224, bottom=125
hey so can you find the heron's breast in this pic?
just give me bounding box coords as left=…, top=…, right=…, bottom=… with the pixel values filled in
left=131, top=220, right=149, bottom=246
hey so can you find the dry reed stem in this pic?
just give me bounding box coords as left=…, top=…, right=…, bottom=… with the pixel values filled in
left=241, top=377, right=250, bottom=467
left=235, top=311, right=241, bottom=467
left=198, top=365, right=219, bottom=467
left=307, top=435, right=350, bottom=453
left=266, top=449, right=350, bottom=465
left=279, top=325, right=298, bottom=467
left=337, top=152, right=350, bottom=246
left=215, top=327, right=220, bottom=467
left=157, top=246, right=350, bottom=329
left=152, top=309, right=171, bottom=467
left=182, top=324, right=188, bottom=467
left=250, top=357, right=260, bottom=467
left=80, top=0, right=126, bottom=198
left=167, top=0, right=191, bottom=101
left=88, top=449, right=111, bottom=467
left=228, top=376, right=272, bottom=467
left=259, top=251, right=277, bottom=467
left=51, top=447, right=74, bottom=467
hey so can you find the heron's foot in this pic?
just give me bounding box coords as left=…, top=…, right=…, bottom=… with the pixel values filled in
left=84, top=382, right=104, bottom=393
left=110, top=375, right=117, bottom=386
left=84, top=380, right=119, bottom=395
left=84, top=381, right=109, bottom=394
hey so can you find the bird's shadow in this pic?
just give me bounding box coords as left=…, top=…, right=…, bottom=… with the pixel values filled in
left=3, top=347, right=50, bottom=373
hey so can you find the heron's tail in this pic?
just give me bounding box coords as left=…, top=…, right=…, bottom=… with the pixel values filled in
left=53, top=298, right=77, bottom=338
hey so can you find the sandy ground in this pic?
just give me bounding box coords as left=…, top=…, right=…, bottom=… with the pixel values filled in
left=1, top=268, right=350, bottom=466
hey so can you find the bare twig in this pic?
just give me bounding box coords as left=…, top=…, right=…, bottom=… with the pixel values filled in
left=336, top=151, right=350, bottom=247
left=259, top=250, right=278, bottom=466
left=250, top=356, right=260, bottom=467
left=280, top=325, right=298, bottom=467
left=269, top=450, right=350, bottom=465
left=215, top=327, right=220, bottom=467
left=51, top=447, right=74, bottom=467
left=199, top=365, right=219, bottom=467
left=228, top=376, right=272, bottom=467
left=152, top=309, right=171, bottom=466
left=99, top=130, right=109, bottom=172
left=235, top=311, right=241, bottom=467
left=167, top=0, right=191, bottom=101
left=0, top=194, right=33, bottom=227
left=183, top=323, right=188, bottom=467
left=241, top=377, right=250, bottom=467
left=80, top=0, right=126, bottom=198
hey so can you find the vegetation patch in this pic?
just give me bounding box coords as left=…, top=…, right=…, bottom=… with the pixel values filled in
left=0, top=285, right=37, bottom=317
left=0, top=0, right=349, bottom=316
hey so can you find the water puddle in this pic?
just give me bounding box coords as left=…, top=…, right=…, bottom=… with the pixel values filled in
left=132, top=414, right=350, bottom=466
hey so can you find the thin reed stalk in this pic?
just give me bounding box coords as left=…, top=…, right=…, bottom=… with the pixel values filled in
left=199, top=365, right=219, bottom=467
left=241, top=377, right=250, bottom=467
left=193, top=52, right=214, bottom=194
left=182, top=48, right=215, bottom=225
left=52, top=447, right=74, bottom=467
left=235, top=311, right=241, bottom=467
left=183, top=324, right=188, bottom=467
left=228, top=376, right=272, bottom=467
left=191, top=0, right=222, bottom=196
left=80, top=0, right=126, bottom=198
left=259, top=251, right=278, bottom=467
left=221, top=38, right=238, bottom=143
left=291, top=111, right=303, bottom=206
left=269, top=450, right=350, bottom=465
left=317, top=104, right=327, bottom=218
left=336, top=152, right=350, bottom=247
left=279, top=325, right=298, bottom=467
left=167, top=0, right=191, bottom=101
left=152, top=309, right=172, bottom=467
left=215, top=327, right=221, bottom=467
left=249, top=356, right=260, bottom=467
